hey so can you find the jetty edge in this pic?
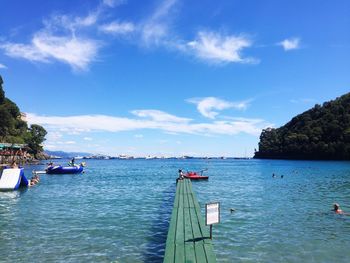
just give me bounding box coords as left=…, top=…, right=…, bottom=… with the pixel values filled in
left=164, top=178, right=216, bottom=263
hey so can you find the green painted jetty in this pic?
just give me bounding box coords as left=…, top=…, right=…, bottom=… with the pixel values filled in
left=164, top=179, right=216, bottom=263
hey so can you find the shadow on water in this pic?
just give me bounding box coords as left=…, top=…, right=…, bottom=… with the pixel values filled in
left=143, top=183, right=176, bottom=263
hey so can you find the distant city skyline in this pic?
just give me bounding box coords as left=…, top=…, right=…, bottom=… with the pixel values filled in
left=0, top=0, right=349, bottom=156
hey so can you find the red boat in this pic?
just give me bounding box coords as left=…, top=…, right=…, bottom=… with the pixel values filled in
left=184, top=171, right=209, bottom=180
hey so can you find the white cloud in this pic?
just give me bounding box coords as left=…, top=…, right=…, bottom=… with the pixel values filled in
left=46, top=131, right=63, bottom=141
left=290, top=98, right=315, bottom=104
left=42, top=13, right=99, bottom=30
left=187, top=97, right=251, bottom=119
left=134, top=134, right=144, bottom=138
left=140, top=0, right=177, bottom=45
left=0, top=63, right=7, bottom=69
left=103, top=0, right=126, bottom=8
left=1, top=0, right=259, bottom=69
left=83, top=137, right=93, bottom=141
left=74, top=13, right=99, bottom=27
left=0, top=13, right=100, bottom=71
left=131, top=109, right=191, bottom=123
left=26, top=110, right=271, bottom=137
left=186, top=31, right=258, bottom=64
left=278, top=37, right=300, bottom=51
left=99, top=21, right=135, bottom=35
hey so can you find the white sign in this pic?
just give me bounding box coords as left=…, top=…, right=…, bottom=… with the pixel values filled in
left=206, top=202, right=220, bottom=225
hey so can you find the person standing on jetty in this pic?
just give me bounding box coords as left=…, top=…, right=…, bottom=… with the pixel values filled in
left=176, top=169, right=185, bottom=183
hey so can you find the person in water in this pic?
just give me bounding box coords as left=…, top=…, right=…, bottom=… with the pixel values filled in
left=333, top=203, right=344, bottom=214
left=29, top=175, right=40, bottom=187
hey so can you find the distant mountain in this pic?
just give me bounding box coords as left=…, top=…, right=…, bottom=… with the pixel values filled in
left=254, top=92, right=350, bottom=160
left=45, top=150, right=92, bottom=158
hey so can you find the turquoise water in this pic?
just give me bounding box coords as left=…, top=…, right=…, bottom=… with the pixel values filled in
left=1, top=159, right=350, bottom=262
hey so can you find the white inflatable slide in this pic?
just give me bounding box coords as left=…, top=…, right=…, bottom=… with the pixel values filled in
left=0, top=168, right=28, bottom=191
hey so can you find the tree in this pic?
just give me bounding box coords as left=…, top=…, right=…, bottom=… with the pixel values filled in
left=255, top=92, right=350, bottom=160
left=0, top=106, right=13, bottom=140
left=0, top=75, right=47, bottom=158
left=25, top=124, right=47, bottom=157
left=0, top=75, right=4, bottom=104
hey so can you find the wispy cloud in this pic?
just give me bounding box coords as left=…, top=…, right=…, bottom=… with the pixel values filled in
left=290, top=98, right=315, bottom=104
left=131, top=109, right=191, bottom=123
left=187, top=97, right=251, bottom=119
left=0, top=0, right=259, bottom=69
left=83, top=137, right=93, bottom=141
left=99, top=21, right=135, bottom=35
left=0, top=63, right=7, bottom=69
left=0, top=13, right=101, bottom=71
left=186, top=31, right=258, bottom=64
left=278, top=37, right=300, bottom=51
left=102, top=0, right=126, bottom=8
left=140, top=0, right=178, bottom=46
left=26, top=109, right=271, bottom=138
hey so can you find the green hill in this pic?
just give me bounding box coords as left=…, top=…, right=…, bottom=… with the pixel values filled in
left=0, top=75, right=47, bottom=157
left=254, top=92, right=350, bottom=160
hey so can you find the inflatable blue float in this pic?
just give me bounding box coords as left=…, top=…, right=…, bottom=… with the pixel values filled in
left=46, top=164, right=84, bottom=174
left=0, top=168, right=29, bottom=191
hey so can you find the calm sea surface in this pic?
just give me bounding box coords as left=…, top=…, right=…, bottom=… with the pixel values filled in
left=1, top=159, right=350, bottom=262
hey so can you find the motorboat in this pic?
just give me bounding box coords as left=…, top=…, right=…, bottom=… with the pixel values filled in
left=184, top=171, right=209, bottom=180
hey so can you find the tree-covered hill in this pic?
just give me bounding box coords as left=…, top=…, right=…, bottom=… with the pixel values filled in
left=254, top=92, right=350, bottom=160
left=0, top=75, right=47, bottom=157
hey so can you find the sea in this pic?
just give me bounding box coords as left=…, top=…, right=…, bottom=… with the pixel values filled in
left=0, top=159, right=350, bottom=262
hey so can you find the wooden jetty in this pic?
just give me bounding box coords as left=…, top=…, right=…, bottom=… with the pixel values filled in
left=164, top=179, right=216, bottom=263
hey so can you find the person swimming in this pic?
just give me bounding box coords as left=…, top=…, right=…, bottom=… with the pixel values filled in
left=333, top=203, right=344, bottom=214
left=29, top=176, right=39, bottom=187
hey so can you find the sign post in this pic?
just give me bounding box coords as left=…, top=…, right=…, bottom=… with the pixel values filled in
left=206, top=202, right=220, bottom=239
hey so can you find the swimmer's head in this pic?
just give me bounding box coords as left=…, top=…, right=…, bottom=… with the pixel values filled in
left=333, top=203, right=340, bottom=210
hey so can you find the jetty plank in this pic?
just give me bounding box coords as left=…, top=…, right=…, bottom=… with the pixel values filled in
left=164, top=179, right=216, bottom=263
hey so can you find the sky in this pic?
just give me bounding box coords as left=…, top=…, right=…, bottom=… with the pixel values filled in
left=0, top=0, right=349, bottom=157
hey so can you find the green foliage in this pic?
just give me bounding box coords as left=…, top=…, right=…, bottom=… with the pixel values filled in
left=25, top=124, right=47, bottom=156
left=0, top=75, right=47, bottom=156
left=255, top=92, right=350, bottom=160
left=0, top=76, right=4, bottom=104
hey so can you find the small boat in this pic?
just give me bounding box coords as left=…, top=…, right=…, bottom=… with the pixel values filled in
left=46, top=164, right=84, bottom=174
left=184, top=171, right=209, bottom=180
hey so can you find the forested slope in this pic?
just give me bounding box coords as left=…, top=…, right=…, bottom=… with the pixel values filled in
left=254, top=93, right=350, bottom=160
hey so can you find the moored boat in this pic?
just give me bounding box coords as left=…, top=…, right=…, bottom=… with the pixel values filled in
left=184, top=171, right=209, bottom=180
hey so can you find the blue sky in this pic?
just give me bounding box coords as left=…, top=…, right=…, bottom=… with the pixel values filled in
left=0, top=0, right=349, bottom=157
